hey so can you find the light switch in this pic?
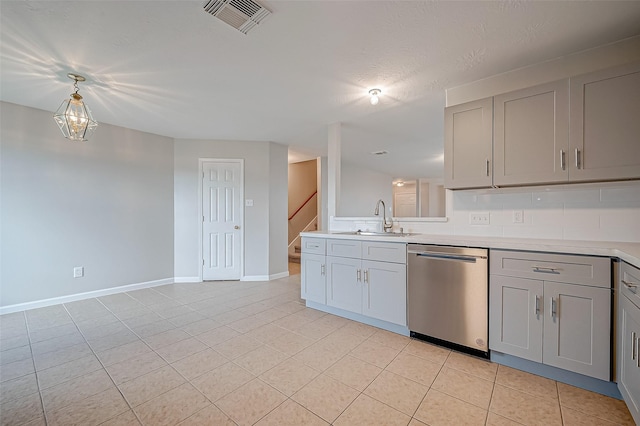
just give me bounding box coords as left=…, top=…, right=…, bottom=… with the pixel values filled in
left=245, top=199, right=254, bottom=207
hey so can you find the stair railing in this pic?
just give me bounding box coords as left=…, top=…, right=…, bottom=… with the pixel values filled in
left=289, top=191, right=317, bottom=221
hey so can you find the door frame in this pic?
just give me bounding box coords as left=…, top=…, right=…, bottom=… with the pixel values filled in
left=198, top=158, right=245, bottom=281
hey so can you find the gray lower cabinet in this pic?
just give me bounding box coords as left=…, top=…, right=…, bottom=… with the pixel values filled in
left=300, top=238, right=326, bottom=304
left=326, top=245, right=407, bottom=326
left=301, top=238, right=406, bottom=327
left=618, top=261, right=640, bottom=424
left=301, top=253, right=326, bottom=304
left=490, top=250, right=611, bottom=381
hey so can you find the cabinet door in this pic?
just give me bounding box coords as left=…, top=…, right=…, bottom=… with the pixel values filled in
left=570, top=62, right=640, bottom=182
left=494, top=80, right=569, bottom=186
left=543, top=281, right=611, bottom=381
left=619, top=294, right=640, bottom=425
left=489, top=275, right=543, bottom=362
left=362, top=260, right=407, bottom=326
left=301, top=253, right=326, bottom=304
left=326, top=256, right=362, bottom=313
left=444, top=98, right=493, bottom=189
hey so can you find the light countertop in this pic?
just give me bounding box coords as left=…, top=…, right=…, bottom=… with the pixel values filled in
left=300, top=231, right=640, bottom=269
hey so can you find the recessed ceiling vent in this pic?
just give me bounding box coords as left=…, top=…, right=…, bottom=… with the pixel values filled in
left=203, top=0, right=271, bottom=34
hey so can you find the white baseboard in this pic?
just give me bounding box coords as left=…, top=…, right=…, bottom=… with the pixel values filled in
left=174, top=277, right=201, bottom=283
left=0, top=278, right=174, bottom=315
left=270, top=271, right=289, bottom=280
left=241, top=271, right=289, bottom=282
left=241, top=275, right=269, bottom=282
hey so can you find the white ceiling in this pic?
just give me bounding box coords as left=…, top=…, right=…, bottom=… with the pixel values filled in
left=2, top=1, right=640, bottom=179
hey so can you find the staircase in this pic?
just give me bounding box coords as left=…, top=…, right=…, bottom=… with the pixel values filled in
left=288, top=245, right=301, bottom=263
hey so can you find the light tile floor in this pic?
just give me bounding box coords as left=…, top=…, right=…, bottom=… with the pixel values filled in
left=0, top=268, right=634, bottom=426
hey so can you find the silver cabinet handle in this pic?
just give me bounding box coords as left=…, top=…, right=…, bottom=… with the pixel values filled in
left=633, top=331, right=637, bottom=360
left=234, top=225, right=240, bottom=229
left=560, top=150, right=566, bottom=171
left=575, top=148, right=581, bottom=169
left=535, top=295, right=540, bottom=316
left=532, top=266, right=560, bottom=274
left=364, top=270, right=369, bottom=283
left=550, top=297, right=557, bottom=318
left=357, top=269, right=361, bottom=282
left=637, top=337, right=640, bottom=368
left=321, top=264, right=325, bottom=276
left=623, top=280, right=638, bottom=290
left=485, top=158, right=490, bottom=177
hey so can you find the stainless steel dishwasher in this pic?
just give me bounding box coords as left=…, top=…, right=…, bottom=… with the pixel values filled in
left=407, top=244, right=489, bottom=358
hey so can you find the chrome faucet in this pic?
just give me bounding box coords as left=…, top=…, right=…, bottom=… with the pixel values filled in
left=374, top=199, right=393, bottom=232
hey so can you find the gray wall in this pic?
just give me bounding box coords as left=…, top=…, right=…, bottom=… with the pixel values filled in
left=339, top=161, right=393, bottom=217
left=268, top=143, right=288, bottom=276
left=1, top=102, right=174, bottom=307
left=173, top=139, right=288, bottom=280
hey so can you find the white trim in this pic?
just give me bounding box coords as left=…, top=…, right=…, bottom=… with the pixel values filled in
left=269, top=271, right=289, bottom=280
left=198, top=158, right=245, bottom=282
left=174, top=277, right=201, bottom=283
left=241, top=271, right=289, bottom=282
left=0, top=278, right=173, bottom=315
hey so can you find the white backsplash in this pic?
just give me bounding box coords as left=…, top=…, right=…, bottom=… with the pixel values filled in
left=331, top=181, right=640, bottom=243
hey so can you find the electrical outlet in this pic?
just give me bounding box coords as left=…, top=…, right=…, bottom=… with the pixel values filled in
left=513, top=210, right=524, bottom=223
left=73, top=267, right=84, bottom=278
left=469, top=212, right=490, bottom=225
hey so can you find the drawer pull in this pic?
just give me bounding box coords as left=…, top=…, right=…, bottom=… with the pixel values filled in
left=633, top=332, right=637, bottom=361
left=535, top=295, right=541, bottom=316
left=622, top=280, right=638, bottom=291
left=532, top=266, right=560, bottom=274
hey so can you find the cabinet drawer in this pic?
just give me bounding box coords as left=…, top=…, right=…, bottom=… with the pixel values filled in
left=301, top=238, right=326, bottom=255
left=362, top=241, right=406, bottom=264
left=491, top=250, right=610, bottom=288
left=621, top=261, right=640, bottom=308
left=327, top=239, right=362, bottom=259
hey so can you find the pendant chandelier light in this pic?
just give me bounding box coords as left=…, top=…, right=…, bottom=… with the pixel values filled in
left=53, top=73, right=98, bottom=141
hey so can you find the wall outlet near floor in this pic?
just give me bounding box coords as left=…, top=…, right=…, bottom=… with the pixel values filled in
left=469, top=212, right=490, bottom=225
left=513, top=210, right=524, bottom=223
left=73, top=266, right=84, bottom=278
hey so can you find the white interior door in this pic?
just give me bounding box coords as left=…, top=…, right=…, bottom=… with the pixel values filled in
left=202, top=160, right=242, bottom=280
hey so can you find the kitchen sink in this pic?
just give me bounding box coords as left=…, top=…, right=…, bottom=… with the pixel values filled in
left=335, top=231, right=414, bottom=237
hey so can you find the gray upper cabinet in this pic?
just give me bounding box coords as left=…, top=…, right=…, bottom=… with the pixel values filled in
left=444, top=62, right=640, bottom=189
left=444, top=98, right=493, bottom=189
left=569, top=62, right=640, bottom=182
left=494, top=80, right=570, bottom=186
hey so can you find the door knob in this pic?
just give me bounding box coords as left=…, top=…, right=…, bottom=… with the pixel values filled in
left=234, top=225, right=240, bottom=229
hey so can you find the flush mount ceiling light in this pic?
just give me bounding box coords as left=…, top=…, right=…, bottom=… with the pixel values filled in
left=396, top=181, right=405, bottom=187
left=369, top=88, right=381, bottom=105
left=53, top=73, right=98, bottom=141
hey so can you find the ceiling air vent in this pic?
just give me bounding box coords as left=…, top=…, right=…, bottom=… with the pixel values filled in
left=203, top=0, right=271, bottom=34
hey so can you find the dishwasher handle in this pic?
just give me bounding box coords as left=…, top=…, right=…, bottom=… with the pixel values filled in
left=408, top=250, right=485, bottom=263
